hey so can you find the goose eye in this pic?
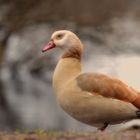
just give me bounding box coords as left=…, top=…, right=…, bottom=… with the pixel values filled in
left=56, top=34, right=63, bottom=40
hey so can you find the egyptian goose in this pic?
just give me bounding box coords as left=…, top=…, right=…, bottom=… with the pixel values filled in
left=42, top=30, right=140, bottom=130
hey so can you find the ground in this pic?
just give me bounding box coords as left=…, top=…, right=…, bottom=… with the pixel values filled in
left=0, top=128, right=140, bottom=140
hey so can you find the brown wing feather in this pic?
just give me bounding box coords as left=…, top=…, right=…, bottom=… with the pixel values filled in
left=76, top=73, right=138, bottom=102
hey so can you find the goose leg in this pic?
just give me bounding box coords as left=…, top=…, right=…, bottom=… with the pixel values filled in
left=98, top=122, right=109, bottom=131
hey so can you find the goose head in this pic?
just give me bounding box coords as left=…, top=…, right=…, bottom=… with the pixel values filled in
left=42, top=30, right=83, bottom=53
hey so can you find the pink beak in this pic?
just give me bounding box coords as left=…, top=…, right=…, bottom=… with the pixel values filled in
left=42, top=40, right=56, bottom=52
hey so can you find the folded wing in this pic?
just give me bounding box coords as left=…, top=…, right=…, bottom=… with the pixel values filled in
left=76, top=73, right=138, bottom=104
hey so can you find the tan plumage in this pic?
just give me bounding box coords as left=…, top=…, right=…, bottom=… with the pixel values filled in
left=42, top=30, right=140, bottom=130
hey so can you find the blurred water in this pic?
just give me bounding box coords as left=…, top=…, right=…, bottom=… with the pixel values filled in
left=0, top=17, right=140, bottom=131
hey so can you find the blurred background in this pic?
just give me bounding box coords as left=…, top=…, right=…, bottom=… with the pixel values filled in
left=0, top=0, right=140, bottom=131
